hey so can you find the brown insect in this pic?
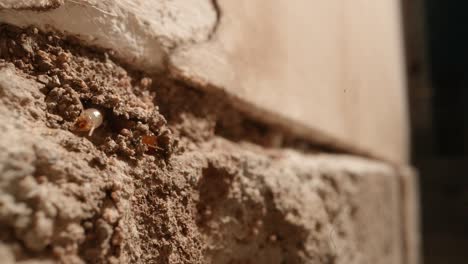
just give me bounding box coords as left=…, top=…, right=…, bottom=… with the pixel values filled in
left=73, top=108, right=103, bottom=136
left=141, top=134, right=162, bottom=151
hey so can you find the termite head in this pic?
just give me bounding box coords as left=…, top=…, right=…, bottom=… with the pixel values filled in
left=73, top=108, right=103, bottom=136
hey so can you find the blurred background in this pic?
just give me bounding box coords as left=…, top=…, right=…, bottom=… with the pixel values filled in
left=402, top=0, right=468, bottom=263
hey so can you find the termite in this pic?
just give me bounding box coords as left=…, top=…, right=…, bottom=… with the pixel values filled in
left=73, top=108, right=103, bottom=136
left=141, top=134, right=163, bottom=151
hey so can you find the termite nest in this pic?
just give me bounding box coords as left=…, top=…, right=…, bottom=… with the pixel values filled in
left=1, top=24, right=175, bottom=159
left=68, top=106, right=174, bottom=159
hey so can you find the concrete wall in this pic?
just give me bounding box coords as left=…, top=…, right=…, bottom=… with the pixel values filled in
left=0, top=0, right=409, bottom=163
left=0, top=1, right=418, bottom=263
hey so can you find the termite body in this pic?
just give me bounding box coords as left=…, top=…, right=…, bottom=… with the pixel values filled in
left=73, top=108, right=103, bottom=136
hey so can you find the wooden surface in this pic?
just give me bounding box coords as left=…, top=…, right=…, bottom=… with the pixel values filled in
left=171, top=0, right=409, bottom=163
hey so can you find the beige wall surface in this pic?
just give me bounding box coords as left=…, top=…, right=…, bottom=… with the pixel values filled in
left=171, top=0, right=409, bottom=163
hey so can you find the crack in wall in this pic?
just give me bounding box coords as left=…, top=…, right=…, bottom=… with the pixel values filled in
left=208, top=0, right=221, bottom=41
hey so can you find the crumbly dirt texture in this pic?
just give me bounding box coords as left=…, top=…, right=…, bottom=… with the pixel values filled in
left=0, top=24, right=408, bottom=264
left=0, top=0, right=64, bottom=11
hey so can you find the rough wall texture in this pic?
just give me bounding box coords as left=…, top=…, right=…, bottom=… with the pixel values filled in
left=0, top=25, right=418, bottom=264
left=0, top=0, right=218, bottom=71
left=0, top=0, right=63, bottom=10
left=0, top=0, right=409, bottom=164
